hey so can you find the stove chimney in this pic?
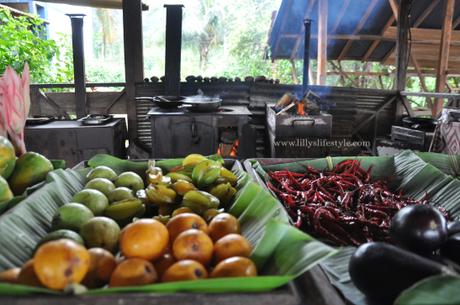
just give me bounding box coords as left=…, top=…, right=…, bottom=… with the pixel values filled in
left=164, top=5, right=184, bottom=96
left=67, top=14, right=86, bottom=118
left=302, top=19, right=312, bottom=94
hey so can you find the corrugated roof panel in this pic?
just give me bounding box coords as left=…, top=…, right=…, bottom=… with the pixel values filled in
left=269, top=0, right=460, bottom=67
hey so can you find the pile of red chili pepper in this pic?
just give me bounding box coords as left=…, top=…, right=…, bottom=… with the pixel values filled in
left=267, top=160, right=431, bottom=246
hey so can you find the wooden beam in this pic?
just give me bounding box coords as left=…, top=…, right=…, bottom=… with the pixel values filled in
left=317, top=0, right=327, bottom=85
left=330, top=61, right=360, bottom=87
left=291, top=39, right=302, bottom=60
left=411, top=55, right=433, bottom=109
left=365, top=0, right=440, bottom=62
left=337, top=0, right=379, bottom=61
left=453, top=15, right=460, bottom=29
left=388, top=0, right=399, bottom=21
left=351, top=96, right=397, bottom=136
left=331, top=0, right=351, bottom=34
left=363, top=16, right=395, bottom=61
left=304, top=0, right=317, bottom=21
left=284, top=33, right=393, bottom=40
left=413, top=0, right=441, bottom=27
left=402, top=91, right=460, bottom=99
left=395, top=0, right=411, bottom=91
left=434, top=0, right=455, bottom=116
left=290, top=0, right=316, bottom=59
left=381, top=0, right=441, bottom=67
left=274, top=0, right=292, bottom=57
left=383, top=27, right=460, bottom=44
left=289, top=59, right=299, bottom=84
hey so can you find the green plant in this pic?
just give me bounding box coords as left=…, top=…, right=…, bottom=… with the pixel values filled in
left=0, top=8, right=72, bottom=84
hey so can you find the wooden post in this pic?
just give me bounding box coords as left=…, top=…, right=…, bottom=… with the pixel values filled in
left=395, top=0, right=410, bottom=92
left=122, top=0, right=144, bottom=140
left=434, top=0, right=455, bottom=116
left=317, top=0, right=327, bottom=85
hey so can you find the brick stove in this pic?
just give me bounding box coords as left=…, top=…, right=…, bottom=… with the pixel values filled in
left=147, top=105, right=253, bottom=159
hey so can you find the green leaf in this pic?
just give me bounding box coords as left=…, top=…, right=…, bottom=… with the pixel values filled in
left=0, top=161, right=336, bottom=295
left=395, top=276, right=460, bottom=305
left=0, top=283, right=57, bottom=296
left=87, top=154, right=148, bottom=176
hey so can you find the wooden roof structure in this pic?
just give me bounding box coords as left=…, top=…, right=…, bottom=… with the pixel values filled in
left=269, top=0, right=460, bottom=75
left=37, top=0, right=148, bottom=10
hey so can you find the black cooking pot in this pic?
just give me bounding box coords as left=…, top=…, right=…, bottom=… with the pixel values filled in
left=401, top=116, right=438, bottom=132
left=135, top=96, right=185, bottom=109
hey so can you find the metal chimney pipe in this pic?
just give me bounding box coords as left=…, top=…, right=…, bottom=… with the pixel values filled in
left=302, top=19, right=312, bottom=94
left=67, top=14, right=87, bottom=118
left=164, top=5, right=184, bottom=96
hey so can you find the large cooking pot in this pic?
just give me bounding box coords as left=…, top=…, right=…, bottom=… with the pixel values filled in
left=136, top=96, right=222, bottom=112
left=182, top=97, right=222, bottom=112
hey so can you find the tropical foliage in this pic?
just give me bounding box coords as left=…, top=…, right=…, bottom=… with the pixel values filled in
left=0, top=8, right=73, bottom=84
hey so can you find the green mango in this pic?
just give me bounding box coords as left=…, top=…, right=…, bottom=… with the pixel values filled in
left=0, top=136, right=16, bottom=179
left=8, top=152, right=53, bottom=195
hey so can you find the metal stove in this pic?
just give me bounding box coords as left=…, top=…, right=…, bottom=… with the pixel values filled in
left=147, top=106, right=252, bottom=158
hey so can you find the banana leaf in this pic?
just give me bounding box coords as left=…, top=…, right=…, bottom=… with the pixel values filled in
left=395, top=276, right=460, bottom=305
left=87, top=154, right=148, bottom=176
left=0, top=160, right=337, bottom=295
left=246, top=150, right=460, bottom=305
left=417, top=152, right=460, bottom=178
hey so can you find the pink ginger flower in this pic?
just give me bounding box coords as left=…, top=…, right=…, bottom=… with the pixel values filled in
left=0, top=64, right=31, bottom=155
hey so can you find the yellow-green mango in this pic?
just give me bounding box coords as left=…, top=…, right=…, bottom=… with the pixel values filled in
left=0, top=136, right=16, bottom=179
left=9, top=152, right=53, bottom=195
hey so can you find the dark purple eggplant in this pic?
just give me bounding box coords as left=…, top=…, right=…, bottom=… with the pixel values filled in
left=349, top=242, right=450, bottom=303
left=448, top=221, right=460, bottom=236
left=390, top=205, right=448, bottom=254
left=440, top=233, right=460, bottom=265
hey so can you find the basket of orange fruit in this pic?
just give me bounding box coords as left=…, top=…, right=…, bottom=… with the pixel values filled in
left=0, top=153, right=337, bottom=296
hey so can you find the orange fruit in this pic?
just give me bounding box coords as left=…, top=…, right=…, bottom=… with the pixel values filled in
left=34, top=239, right=90, bottom=290
left=211, top=257, right=257, bottom=278
left=162, top=260, right=207, bottom=282
left=213, top=234, right=252, bottom=263
left=82, top=248, right=117, bottom=288
left=18, top=260, right=42, bottom=287
left=166, top=213, right=208, bottom=241
left=208, top=213, right=240, bottom=242
left=120, top=219, right=169, bottom=261
left=172, top=229, right=213, bottom=265
left=0, top=267, right=20, bottom=284
left=109, top=258, right=157, bottom=287
left=153, top=252, right=176, bottom=278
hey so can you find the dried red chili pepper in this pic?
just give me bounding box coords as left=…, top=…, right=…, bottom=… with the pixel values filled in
left=268, top=160, right=444, bottom=246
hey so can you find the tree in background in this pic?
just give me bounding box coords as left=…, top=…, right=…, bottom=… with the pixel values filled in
left=0, top=8, right=73, bottom=83
left=197, top=0, right=222, bottom=71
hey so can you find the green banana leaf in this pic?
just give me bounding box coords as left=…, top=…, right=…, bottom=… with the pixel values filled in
left=0, top=159, right=337, bottom=295
left=246, top=150, right=460, bottom=305
left=417, top=152, right=460, bottom=178
left=395, top=276, right=460, bottom=305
